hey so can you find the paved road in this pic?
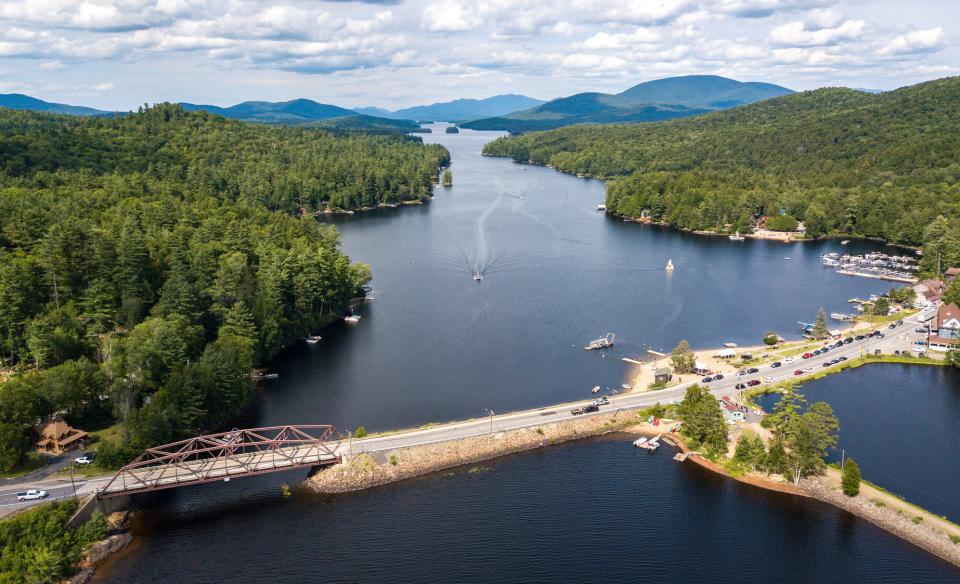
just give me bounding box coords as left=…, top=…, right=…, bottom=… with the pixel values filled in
left=2, top=315, right=926, bottom=513
left=345, top=315, right=925, bottom=456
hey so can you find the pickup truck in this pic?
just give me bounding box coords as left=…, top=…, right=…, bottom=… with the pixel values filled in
left=16, top=489, right=48, bottom=501
left=571, top=404, right=600, bottom=416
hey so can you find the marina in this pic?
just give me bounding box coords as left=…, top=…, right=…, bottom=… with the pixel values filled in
left=821, top=251, right=918, bottom=283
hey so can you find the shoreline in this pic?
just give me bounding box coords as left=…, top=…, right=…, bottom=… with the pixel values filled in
left=305, top=406, right=959, bottom=569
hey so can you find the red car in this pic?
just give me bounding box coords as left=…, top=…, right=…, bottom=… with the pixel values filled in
left=794, top=369, right=803, bottom=376
left=802, top=352, right=813, bottom=359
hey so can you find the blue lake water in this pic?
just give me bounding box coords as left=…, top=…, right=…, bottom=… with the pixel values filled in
left=94, top=125, right=956, bottom=582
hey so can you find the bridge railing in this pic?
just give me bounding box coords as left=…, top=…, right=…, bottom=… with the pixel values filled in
left=98, top=425, right=340, bottom=498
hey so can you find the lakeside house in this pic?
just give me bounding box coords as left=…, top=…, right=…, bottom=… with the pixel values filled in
left=929, top=303, right=960, bottom=352
left=913, top=279, right=946, bottom=304
left=654, top=367, right=673, bottom=384
left=35, top=416, right=88, bottom=455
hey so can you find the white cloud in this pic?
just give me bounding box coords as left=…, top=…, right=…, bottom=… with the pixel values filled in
left=880, top=27, right=946, bottom=56
left=769, top=19, right=864, bottom=47
left=715, top=0, right=833, bottom=19
left=93, top=82, right=113, bottom=91
left=577, top=29, right=661, bottom=50
left=422, top=2, right=483, bottom=33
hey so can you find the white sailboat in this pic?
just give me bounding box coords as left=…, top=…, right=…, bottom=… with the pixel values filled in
left=729, top=231, right=745, bottom=241
left=665, top=259, right=674, bottom=271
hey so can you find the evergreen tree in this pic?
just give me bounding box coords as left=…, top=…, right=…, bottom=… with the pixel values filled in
left=671, top=339, right=696, bottom=373
left=812, top=307, right=829, bottom=340
left=842, top=458, right=861, bottom=496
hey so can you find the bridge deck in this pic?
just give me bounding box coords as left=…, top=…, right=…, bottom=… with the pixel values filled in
left=99, top=443, right=340, bottom=498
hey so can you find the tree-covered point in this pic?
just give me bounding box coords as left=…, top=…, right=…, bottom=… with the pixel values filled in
left=0, top=104, right=434, bottom=470
left=0, top=500, right=106, bottom=583
left=482, top=77, right=960, bottom=252
left=0, top=104, right=449, bottom=212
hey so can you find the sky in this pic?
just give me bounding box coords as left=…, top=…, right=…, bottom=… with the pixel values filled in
left=0, top=0, right=956, bottom=110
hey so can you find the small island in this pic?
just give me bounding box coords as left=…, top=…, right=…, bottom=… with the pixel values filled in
left=445, top=126, right=460, bottom=134
left=442, top=169, right=453, bottom=187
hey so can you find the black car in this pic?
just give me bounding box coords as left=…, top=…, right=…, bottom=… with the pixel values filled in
left=855, top=335, right=865, bottom=341
left=714, top=374, right=724, bottom=380
left=813, top=349, right=822, bottom=356
left=838, top=356, right=848, bottom=361
left=771, top=361, right=782, bottom=368
left=747, top=367, right=759, bottom=374
left=843, top=338, right=853, bottom=344
left=834, top=341, right=844, bottom=348
left=889, top=324, right=896, bottom=329
left=822, top=362, right=831, bottom=367
left=735, top=383, right=747, bottom=390
left=701, top=376, right=713, bottom=383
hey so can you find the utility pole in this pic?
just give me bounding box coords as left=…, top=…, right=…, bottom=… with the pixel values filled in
left=69, top=466, right=78, bottom=499
left=485, top=409, right=495, bottom=434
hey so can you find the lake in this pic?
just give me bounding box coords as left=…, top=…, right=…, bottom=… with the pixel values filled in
left=95, top=125, right=955, bottom=582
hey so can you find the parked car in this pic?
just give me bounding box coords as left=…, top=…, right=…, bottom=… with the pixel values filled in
left=843, top=338, right=853, bottom=344
left=834, top=341, right=844, bottom=348
left=896, top=319, right=904, bottom=326
left=701, top=376, right=713, bottom=383
left=763, top=376, right=775, bottom=383
left=794, top=369, right=804, bottom=376
left=915, top=327, right=928, bottom=334
left=783, top=357, right=794, bottom=364
left=747, top=367, right=759, bottom=374
left=802, top=352, right=813, bottom=359
left=713, top=374, right=724, bottom=380
left=735, top=383, right=747, bottom=390
left=593, top=397, right=609, bottom=406
left=889, top=324, right=897, bottom=329
left=16, top=489, right=47, bottom=501
left=855, top=335, right=865, bottom=341
left=822, top=362, right=831, bottom=368
left=770, top=361, right=782, bottom=368
left=747, top=380, right=761, bottom=387
left=838, top=356, right=848, bottom=362
left=803, top=366, right=814, bottom=372
left=75, top=452, right=96, bottom=465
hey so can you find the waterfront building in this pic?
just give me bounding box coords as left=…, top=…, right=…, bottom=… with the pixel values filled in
left=929, top=303, right=960, bottom=352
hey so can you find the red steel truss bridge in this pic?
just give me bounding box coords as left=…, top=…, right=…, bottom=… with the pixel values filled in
left=97, top=425, right=341, bottom=498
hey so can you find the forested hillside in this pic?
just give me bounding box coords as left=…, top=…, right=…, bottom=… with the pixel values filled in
left=483, top=77, right=960, bottom=265
left=461, top=75, right=791, bottom=133
left=0, top=105, right=447, bottom=470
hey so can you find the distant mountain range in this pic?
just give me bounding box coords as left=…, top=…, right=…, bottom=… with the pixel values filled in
left=1, top=76, right=794, bottom=136
left=0, top=94, right=421, bottom=133
left=0, top=93, right=115, bottom=116
left=461, top=75, right=794, bottom=133
left=354, top=94, right=545, bottom=122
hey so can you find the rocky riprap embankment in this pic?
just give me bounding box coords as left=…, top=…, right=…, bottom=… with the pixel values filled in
left=307, top=409, right=640, bottom=493
left=802, top=479, right=960, bottom=567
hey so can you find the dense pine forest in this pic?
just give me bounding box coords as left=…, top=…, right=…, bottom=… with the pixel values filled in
left=484, top=77, right=960, bottom=270
left=0, top=105, right=448, bottom=470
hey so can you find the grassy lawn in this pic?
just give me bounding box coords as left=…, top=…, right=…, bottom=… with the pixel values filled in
left=0, top=452, right=47, bottom=479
